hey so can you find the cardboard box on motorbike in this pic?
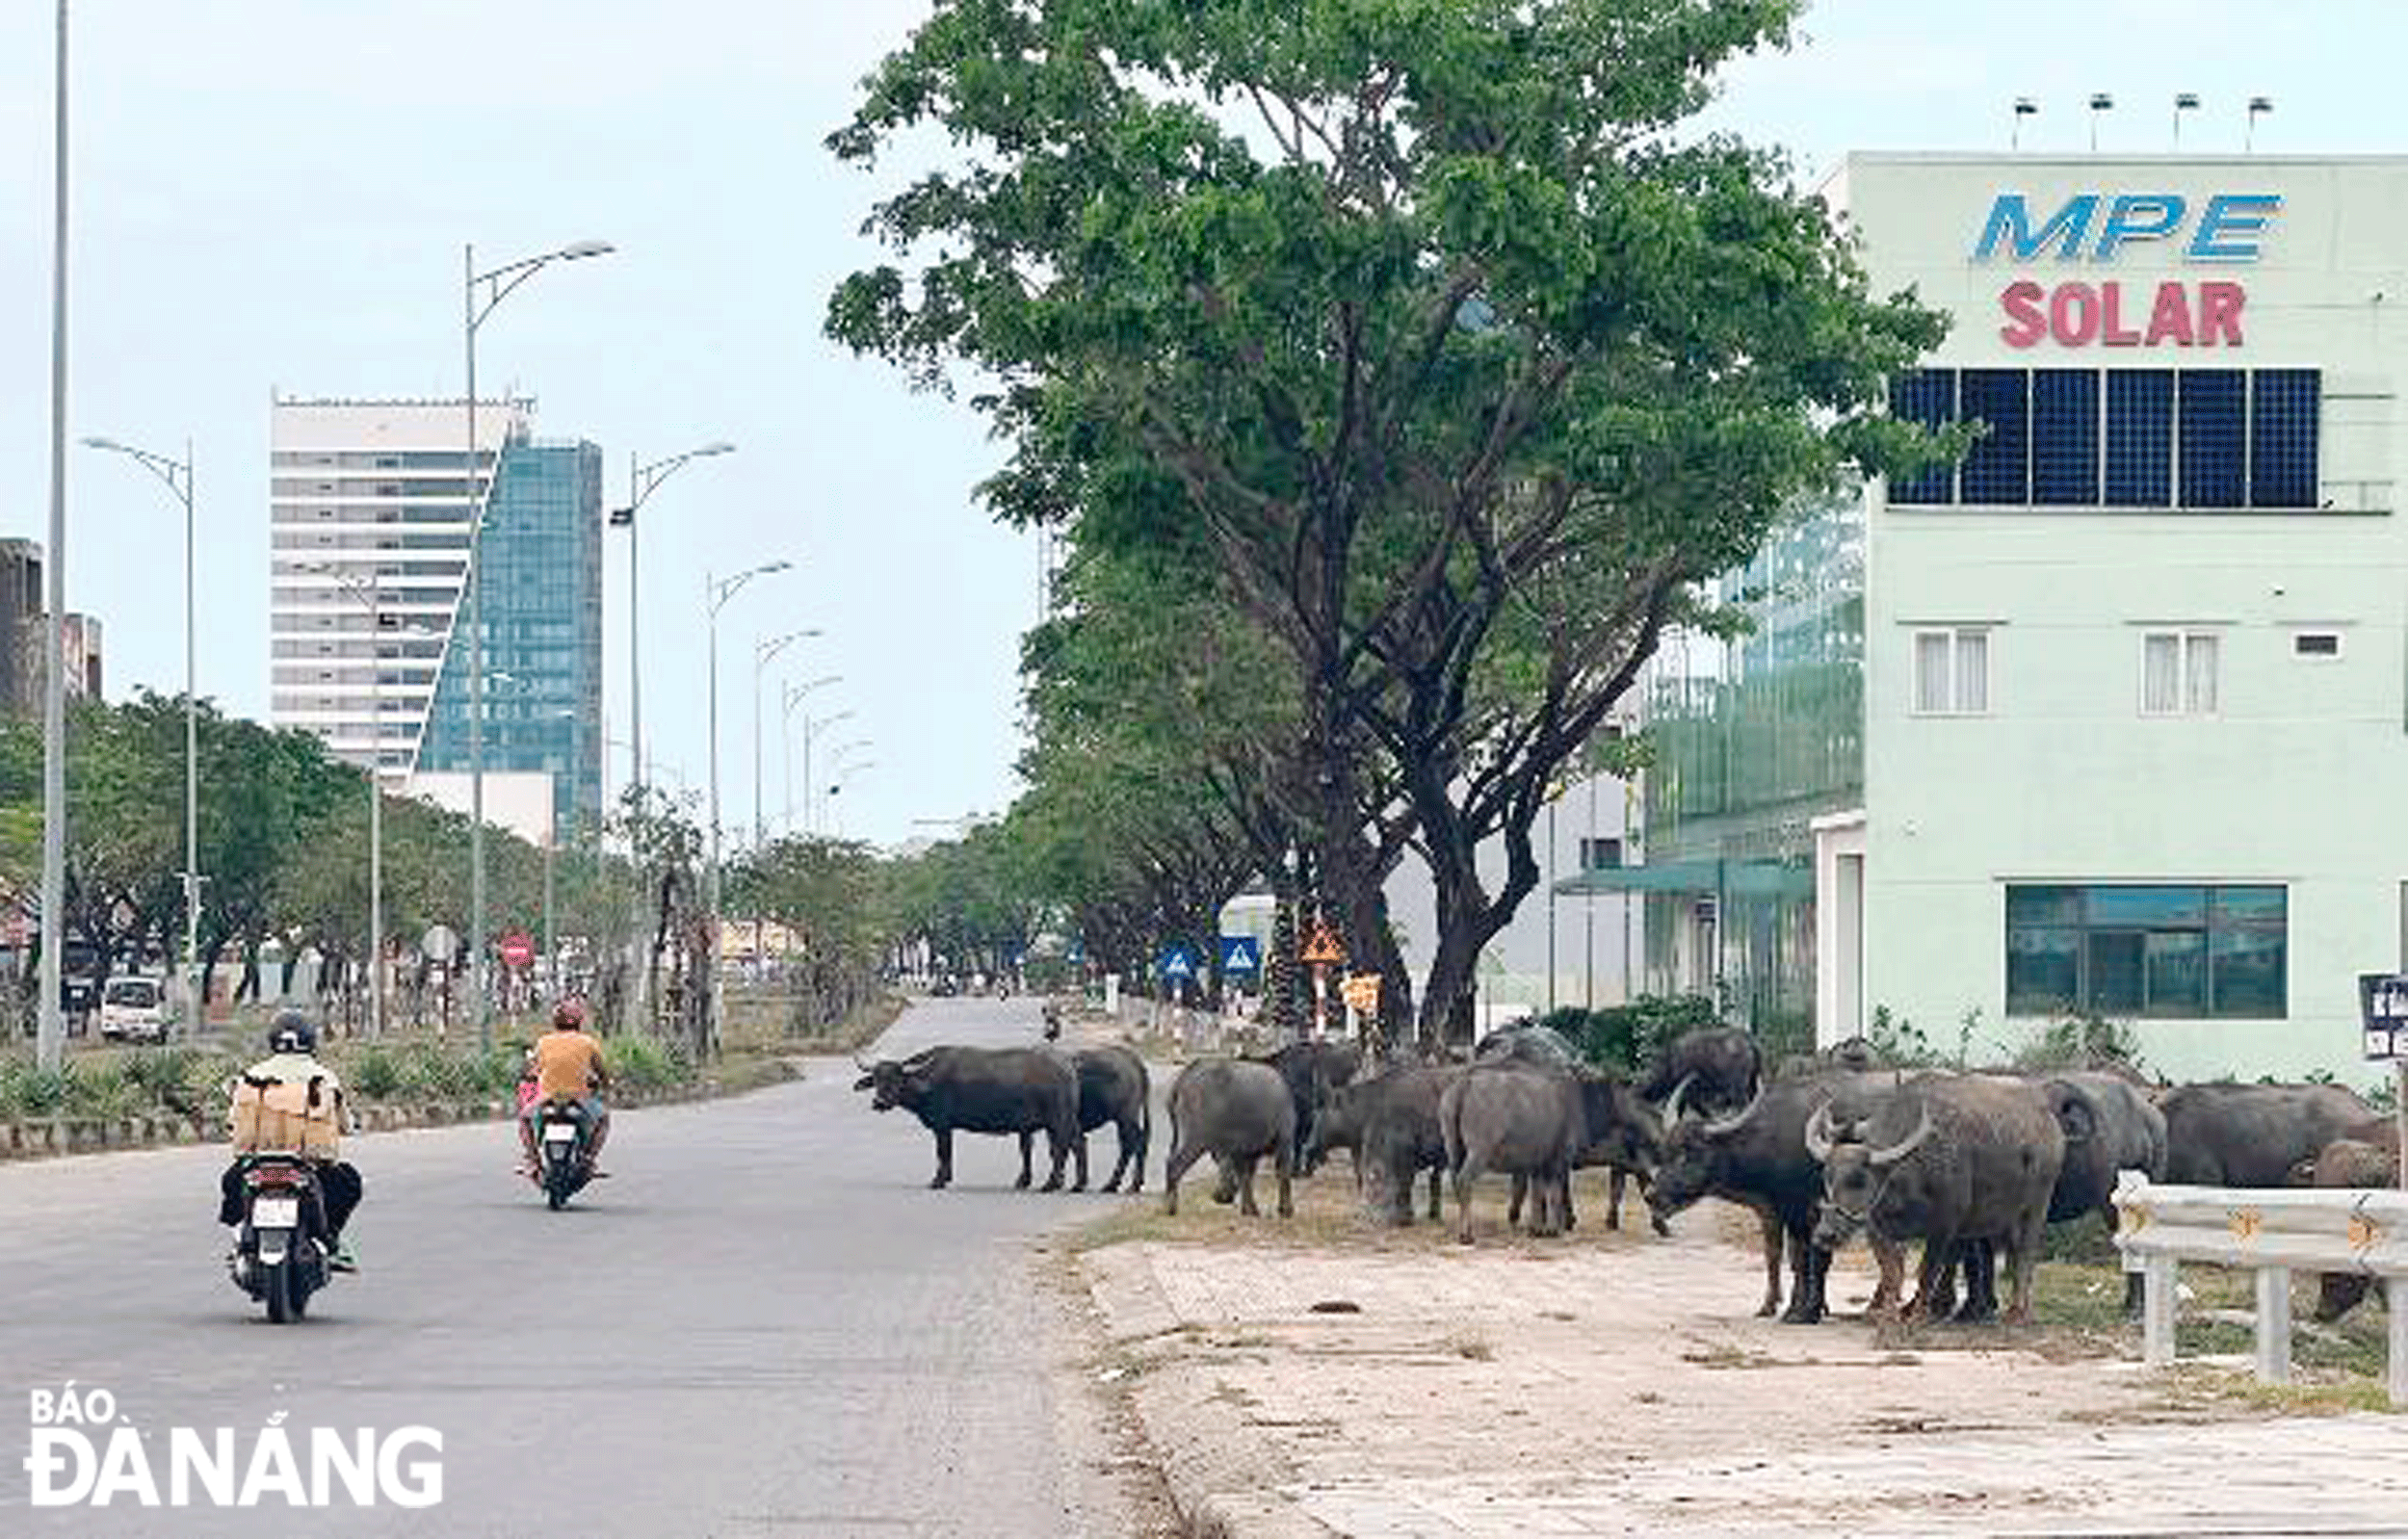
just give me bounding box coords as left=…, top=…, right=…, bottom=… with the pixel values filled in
left=228, top=1072, right=343, bottom=1159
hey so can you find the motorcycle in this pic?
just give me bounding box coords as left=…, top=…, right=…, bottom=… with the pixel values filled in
left=230, top=1155, right=331, bottom=1323
left=534, top=1100, right=596, bottom=1211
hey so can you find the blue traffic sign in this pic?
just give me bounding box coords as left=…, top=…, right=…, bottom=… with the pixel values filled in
left=1160, top=946, right=1199, bottom=981
left=1218, top=935, right=1263, bottom=976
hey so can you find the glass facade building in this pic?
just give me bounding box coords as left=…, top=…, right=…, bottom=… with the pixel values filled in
left=417, top=436, right=604, bottom=836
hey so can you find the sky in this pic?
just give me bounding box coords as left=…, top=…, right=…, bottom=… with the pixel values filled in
left=2, top=0, right=2403, bottom=849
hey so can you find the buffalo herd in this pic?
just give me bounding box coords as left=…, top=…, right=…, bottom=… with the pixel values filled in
left=853, top=1018, right=2400, bottom=1328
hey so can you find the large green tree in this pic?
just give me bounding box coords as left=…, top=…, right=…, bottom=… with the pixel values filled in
left=830, top=0, right=1946, bottom=1043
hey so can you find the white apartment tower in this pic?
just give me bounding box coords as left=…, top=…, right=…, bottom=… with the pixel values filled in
left=268, top=396, right=523, bottom=778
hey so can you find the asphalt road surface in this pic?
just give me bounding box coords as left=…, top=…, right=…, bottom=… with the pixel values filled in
left=1, top=998, right=1137, bottom=1537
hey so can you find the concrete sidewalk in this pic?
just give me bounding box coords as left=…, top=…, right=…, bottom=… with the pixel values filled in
left=1081, top=1214, right=2407, bottom=1536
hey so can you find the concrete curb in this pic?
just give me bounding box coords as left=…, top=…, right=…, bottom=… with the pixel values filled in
left=0, top=1060, right=801, bottom=1163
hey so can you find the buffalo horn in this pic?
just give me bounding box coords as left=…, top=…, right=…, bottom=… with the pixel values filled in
left=1663, top=1073, right=1699, bottom=1123
left=1803, top=1100, right=1839, bottom=1162
left=1867, top=1104, right=1935, bottom=1168
left=1701, top=1083, right=1767, bottom=1138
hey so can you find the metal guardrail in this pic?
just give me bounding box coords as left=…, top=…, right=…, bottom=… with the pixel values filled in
left=2112, top=1171, right=2408, bottom=1407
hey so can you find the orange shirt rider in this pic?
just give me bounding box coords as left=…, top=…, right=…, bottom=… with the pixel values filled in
left=533, top=1030, right=608, bottom=1104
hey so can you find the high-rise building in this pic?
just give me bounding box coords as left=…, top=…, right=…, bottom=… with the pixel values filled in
left=0, top=538, right=105, bottom=714
left=269, top=397, right=602, bottom=836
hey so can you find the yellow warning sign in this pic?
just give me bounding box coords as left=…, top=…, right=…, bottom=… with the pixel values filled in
left=1340, top=974, right=1382, bottom=1013
left=1301, top=923, right=1347, bottom=965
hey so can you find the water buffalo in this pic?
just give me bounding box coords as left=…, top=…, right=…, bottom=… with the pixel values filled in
left=1441, top=1061, right=1585, bottom=1242
left=1258, top=1039, right=1363, bottom=1172
left=852, top=1046, right=1085, bottom=1191
left=1475, top=1024, right=1582, bottom=1068
left=1163, top=1056, right=1296, bottom=1217
left=1641, top=1027, right=1761, bottom=1119
left=1771, top=1034, right=1884, bottom=1083
left=2039, top=1070, right=2169, bottom=1313
left=1311, top=1064, right=1461, bottom=1225
left=1072, top=1045, right=1152, bottom=1193
left=2285, top=1133, right=2400, bottom=1321
left=2161, top=1082, right=2389, bottom=1187
left=1807, top=1073, right=2064, bottom=1324
left=1647, top=1070, right=1906, bottom=1322
left=1574, top=1069, right=1668, bottom=1235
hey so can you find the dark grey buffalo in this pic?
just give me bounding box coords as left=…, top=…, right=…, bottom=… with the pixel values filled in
left=1771, top=1034, right=1884, bottom=1083
left=1258, top=1039, right=1364, bottom=1172
left=2287, top=1135, right=2400, bottom=1321
left=1072, top=1045, right=1152, bottom=1193
left=1640, top=1027, right=1762, bottom=1119
left=1575, top=1070, right=1668, bottom=1234
left=1441, top=1061, right=1585, bottom=1242
left=1475, top=1024, right=1582, bottom=1068
left=2161, top=1082, right=2388, bottom=1187
left=1311, top=1064, right=1460, bottom=1225
left=1807, top=1073, right=2064, bottom=1324
left=1648, top=1071, right=1907, bottom=1322
left=2041, top=1070, right=2169, bottom=1312
left=852, top=1046, right=1085, bottom=1191
left=1163, top=1056, right=1296, bottom=1217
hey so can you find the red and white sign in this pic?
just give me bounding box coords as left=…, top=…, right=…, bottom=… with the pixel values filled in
left=498, top=931, right=536, bottom=969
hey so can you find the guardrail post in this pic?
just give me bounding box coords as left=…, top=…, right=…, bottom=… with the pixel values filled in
left=2142, top=1252, right=2177, bottom=1367
left=2391, top=1276, right=2407, bottom=1410
left=2252, top=1265, right=2291, bottom=1384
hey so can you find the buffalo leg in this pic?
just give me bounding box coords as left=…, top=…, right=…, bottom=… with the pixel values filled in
left=1608, top=1167, right=1626, bottom=1231
left=1905, top=1233, right=1954, bottom=1321
left=1130, top=1116, right=1149, bottom=1194
left=1103, top=1123, right=1131, bottom=1193
left=1453, top=1155, right=1484, bottom=1244
left=1779, top=1222, right=1826, bottom=1324
left=1954, top=1239, right=2000, bottom=1323
left=1235, top=1154, right=1261, bottom=1216
left=930, top=1127, right=955, bottom=1190
left=1508, top=1173, right=1528, bottom=1230
left=1274, top=1131, right=1295, bottom=1218
left=2004, top=1202, right=2047, bottom=1325
left=1040, top=1126, right=1072, bottom=1193
left=1059, top=1124, right=1085, bottom=1193
left=1211, top=1158, right=1240, bottom=1205
left=1015, top=1131, right=1035, bottom=1190
left=1755, top=1208, right=1786, bottom=1317
left=1559, top=1167, right=1577, bottom=1235
left=1426, top=1164, right=1443, bottom=1222
left=1161, top=1137, right=1203, bottom=1216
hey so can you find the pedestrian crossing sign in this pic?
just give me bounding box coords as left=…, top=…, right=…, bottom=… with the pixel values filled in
left=1160, top=946, right=1199, bottom=981
left=1218, top=935, right=1262, bottom=975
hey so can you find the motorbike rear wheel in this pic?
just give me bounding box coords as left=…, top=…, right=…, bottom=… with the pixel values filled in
left=263, top=1261, right=294, bottom=1324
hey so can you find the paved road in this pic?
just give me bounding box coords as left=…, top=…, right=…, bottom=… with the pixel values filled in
left=1, top=998, right=1135, bottom=1537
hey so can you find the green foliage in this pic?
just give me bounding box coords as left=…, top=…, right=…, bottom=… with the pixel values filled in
left=2007, top=1014, right=2151, bottom=1077
left=606, top=1035, right=693, bottom=1094
left=119, top=1046, right=210, bottom=1109
left=0, top=1060, right=71, bottom=1118
left=1866, top=1004, right=1940, bottom=1069
left=1541, top=994, right=1720, bottom=1074
left=348, top=1046, right=404, bottom=1102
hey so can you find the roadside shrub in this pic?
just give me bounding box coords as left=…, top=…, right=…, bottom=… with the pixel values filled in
left=2009, top=1014, right=2150, bottom=1078
left=349, top=1045, right=404, bottom=1101
left=121, top=1046, right=206, bottom=1109
left=0, top=1059, right=75, bottom=1119
left=65, top=1062, right=140, bottom=1120
left=608, top=1035, right=693, bottom=1093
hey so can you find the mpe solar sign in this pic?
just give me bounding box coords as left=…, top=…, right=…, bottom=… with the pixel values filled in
left=2358, top=972, right=2408, bottom=1061
left=1973, top=192, right=2281, bottom=350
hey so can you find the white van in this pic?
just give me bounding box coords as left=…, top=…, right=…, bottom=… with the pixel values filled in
left=98, top=976, right=171, bottom=1044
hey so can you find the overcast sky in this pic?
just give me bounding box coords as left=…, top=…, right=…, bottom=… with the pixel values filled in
left=2, top=0, right=2400, bottom=848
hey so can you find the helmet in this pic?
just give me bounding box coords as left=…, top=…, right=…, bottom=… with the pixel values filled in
left=551, top=997, right=589, bottom=1031
left=267, top=1009, right=318, bottom=1055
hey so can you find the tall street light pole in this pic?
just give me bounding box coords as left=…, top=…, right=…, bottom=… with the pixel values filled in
left=824, top=739, right=871, bottom=839
left=608, top=440, right=731, bottom=1034
left=463, top=236, right=612, bottom=1050
left=781, top=675, right=840, bottom=831
left=84, top=434, right=201, bottom=1030
left=803, top=708, right=854, bottom=838
left=36, top=0, right=70, bottom=1072
left=753, top=629, right=820, bottom=848
left=826, top=761, right=877, bottom=841
left=706, top=561, right=790, bottom=1056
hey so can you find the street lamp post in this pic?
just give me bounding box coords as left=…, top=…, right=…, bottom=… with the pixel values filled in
left=463, top=236, right=612, bottom=1050
left=825, top=760, right=877, bottom=841
left=36, top=0, right=70, bottom=1072
left=705, top=562, right=791, bottom=1056
left=802, top=710, right=855, bottom=837
left=753, top=630, right=820, bottom=848
left=824, top=739, right=872, bottom=838
left=608, top=441, right=732, bottom=1035
left=781, top=676, right=840, bottom=831
left=84, top=434, right=202, bottom=1030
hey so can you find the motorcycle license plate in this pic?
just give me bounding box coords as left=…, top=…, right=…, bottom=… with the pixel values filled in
left=543, top=1124, right=577, bottom=1143
left=251, top=1196, right=300, bottom=1227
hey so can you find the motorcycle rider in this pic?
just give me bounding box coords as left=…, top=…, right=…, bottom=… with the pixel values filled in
left=217, top=1009, right=363, bottom=1271
left=518, top=997, right=611, bottom=1179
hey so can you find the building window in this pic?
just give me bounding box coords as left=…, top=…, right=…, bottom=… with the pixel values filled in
left=2105, top=371, right=2175, bottom=507
left=2030, top=370, right=2100, bottom=505
left=2140, top=631, right=2219, bottom=717
left=2177, top=371, right=2248, bottom=509
left=2250, top=369, right=2321, bottom=509
left=2006, top=883, right=2286, bottom=1018
left=1578, top=837, right=1624, bottom=872
left=1912, top=627, right=1989, bottom=715
left=1959, top=370, right=2030, bottom=504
